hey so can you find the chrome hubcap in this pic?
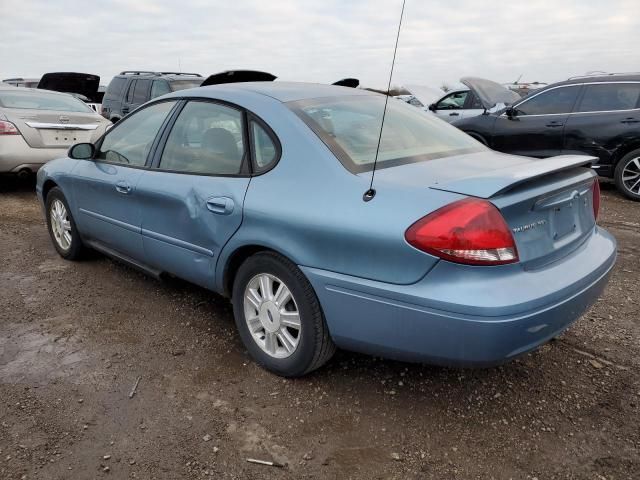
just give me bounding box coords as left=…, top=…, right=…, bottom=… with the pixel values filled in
left=243, top=273, right=301, bottom=359
left=50, top=199, right=72, bottom=250
left=622, top=156, right=640, bottom=194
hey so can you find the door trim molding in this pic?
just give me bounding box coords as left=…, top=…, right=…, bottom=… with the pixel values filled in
left=79, top=208, right=141, bottom=233
left=141, top=228, right=214, bottom=257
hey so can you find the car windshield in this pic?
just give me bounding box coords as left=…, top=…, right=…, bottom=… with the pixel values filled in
left=170, top=80, right=204, bottom=92
left=0, top=90, right=93, bottom=112
left=289, top=95, right=484, bottom=173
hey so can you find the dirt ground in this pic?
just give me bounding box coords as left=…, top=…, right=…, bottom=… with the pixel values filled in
left=0, top=177, right=638, bottom=480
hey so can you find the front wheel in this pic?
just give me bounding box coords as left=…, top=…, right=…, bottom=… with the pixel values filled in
left=232, top=252, right=335, bottom=377
left=614, top=149, right=640, bottom=201
left=45, top=187, right=85, bottom=260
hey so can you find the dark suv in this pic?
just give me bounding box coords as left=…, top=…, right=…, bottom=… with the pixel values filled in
left=452, top=73, right=640, bottom=200
left=101, top=71, right=203, bottom=123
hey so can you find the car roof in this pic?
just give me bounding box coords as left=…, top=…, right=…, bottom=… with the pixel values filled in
left=182, top=81, right=376, bottom=103
left=115, top=72, right=203, bottom=82
left=550, top=73, right=640, bottom=87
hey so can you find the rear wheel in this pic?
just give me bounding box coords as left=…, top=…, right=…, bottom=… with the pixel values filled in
left=45, top=187, right=85, bottom=260
left=232, top=252, right=335, bottom=377
left=614, top=149, right=640, bottom=201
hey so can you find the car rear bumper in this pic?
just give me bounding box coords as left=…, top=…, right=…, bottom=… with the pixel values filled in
left=302, top=227, right=616, bottom=367
left=0, top=136, right=68, bottom=173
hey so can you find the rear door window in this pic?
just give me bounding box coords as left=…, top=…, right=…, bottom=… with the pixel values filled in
left=133, top=80, right=151, bottom=103
left=96, top=101, right=175, bottom=167
left=514, top=86, right=581, bottom=115
left=125, top=80, right=136, bottom=103
left=576, top=83, right=640, bottom=112
left=159, top=101, right=246, bottom=175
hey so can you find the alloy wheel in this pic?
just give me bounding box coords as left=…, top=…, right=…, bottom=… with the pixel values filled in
left=621, top=156, right=640, bottom=195
left=50, top=199, right=72, bottom=251
left=243, top=273, right=301, bottom=359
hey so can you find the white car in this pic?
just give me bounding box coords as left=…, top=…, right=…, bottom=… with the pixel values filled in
left=0, top=84, right=110, bottom=176
left=403, top=78, right=521, bottom=123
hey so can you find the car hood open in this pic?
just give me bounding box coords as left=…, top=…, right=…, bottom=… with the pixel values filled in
left=403, top=84, right=443, bottom=107
left=333, top=78, right=360, bottom=88
left=460, top=76, right=520, bottom=110
left=201, top=70, right=277, bottom=86
left=37, top=72, right=100, bottom=102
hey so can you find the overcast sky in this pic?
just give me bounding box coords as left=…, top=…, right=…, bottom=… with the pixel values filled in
left=1, top=0, right=638, bottom=89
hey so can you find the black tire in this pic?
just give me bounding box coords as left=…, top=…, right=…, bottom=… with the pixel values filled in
left=614, top=149, right=640, bottom=201
left=232, top=251, right=335, bottom=377
left=45, top=187, right=85, bottom=260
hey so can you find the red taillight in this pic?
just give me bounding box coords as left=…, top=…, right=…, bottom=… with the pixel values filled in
left=592, top=178, right=600, bottom=221
left=405, top=198, right=519, bottom=266
left=0, top=120, right=20, bottom=135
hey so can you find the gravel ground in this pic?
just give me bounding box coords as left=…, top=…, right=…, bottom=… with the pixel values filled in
left=0, top=177, right=638, bottom=480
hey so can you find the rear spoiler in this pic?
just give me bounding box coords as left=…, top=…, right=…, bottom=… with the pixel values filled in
left=430, top=155, right=597, bottom=199
left=201, top=70, right=276, bottom=87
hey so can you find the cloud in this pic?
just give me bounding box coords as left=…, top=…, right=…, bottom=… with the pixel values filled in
left=1, top=0, right=637, bottom=89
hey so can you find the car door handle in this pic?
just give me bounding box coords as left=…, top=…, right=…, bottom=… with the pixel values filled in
left=621, top=117, right=639, bottom=124
left=121, top=107, right=130, bottom=114
left=115, top=181, right=132, bottom=194
left=449, top=112, right=460, bottom=116
left=206, top=196, right=234, bottom=215
left=545, top=121, right=564, bottom=127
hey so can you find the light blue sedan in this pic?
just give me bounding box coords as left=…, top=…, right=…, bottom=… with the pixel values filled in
left=36, top=82, right=616, bottom=376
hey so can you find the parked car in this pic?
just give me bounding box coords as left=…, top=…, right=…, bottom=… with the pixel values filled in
left=101, top=71, right=204, bottom=122
left=36, top=82, right=615, bottom=376
left=3, top=77, right=41, bottom=88
left=0, top=84, right=109, bottom=175
left=452, top=73, right=640, bottom=200
left=403, top=78, right=520, bottom=123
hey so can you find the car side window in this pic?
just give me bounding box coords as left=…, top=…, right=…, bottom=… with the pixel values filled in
left=125, top=80, right=136, bottom=103
left=576, top=83, right=640, bottom=113
left=514, top=86, right=581, bottom=115
left=95, top=101, right=175, bottom=167
left=251, top=121, right=278, bottom=170
left=437, top=91, right=468, bottom=110
left=150, top=80, right=171, bottom=99
left=133, top=80, right=151, bottom=103
left=159, top=101, right=246, bottom=175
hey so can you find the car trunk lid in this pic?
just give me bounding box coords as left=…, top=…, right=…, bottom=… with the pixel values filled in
left=7, top=108, right=103, bottom=148
left=37, top=72, right=100, bottom=102
left=372, top=152, right=598, bottom=267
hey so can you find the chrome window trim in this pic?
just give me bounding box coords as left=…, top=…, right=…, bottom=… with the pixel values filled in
left=502, top=81, right=640, bottom=117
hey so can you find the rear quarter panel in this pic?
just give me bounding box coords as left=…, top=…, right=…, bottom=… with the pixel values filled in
left=214, top=96, right=464, bottom=288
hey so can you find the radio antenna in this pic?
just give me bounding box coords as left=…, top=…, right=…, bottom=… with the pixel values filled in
left=363, top=0, right=406, bottom=202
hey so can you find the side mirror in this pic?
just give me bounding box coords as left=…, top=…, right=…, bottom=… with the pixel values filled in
left=505, top=106, right=517, bottom=118
left=428, top=103, right=437, bottom=112
left=68, top=143, right=95, bottom=160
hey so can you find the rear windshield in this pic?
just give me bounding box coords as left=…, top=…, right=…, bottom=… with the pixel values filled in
left=0, top=90, right=93, bottom=112
left=170, top=80, right=204, bottom=92
left=289, top=95, right=484, bottom=173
